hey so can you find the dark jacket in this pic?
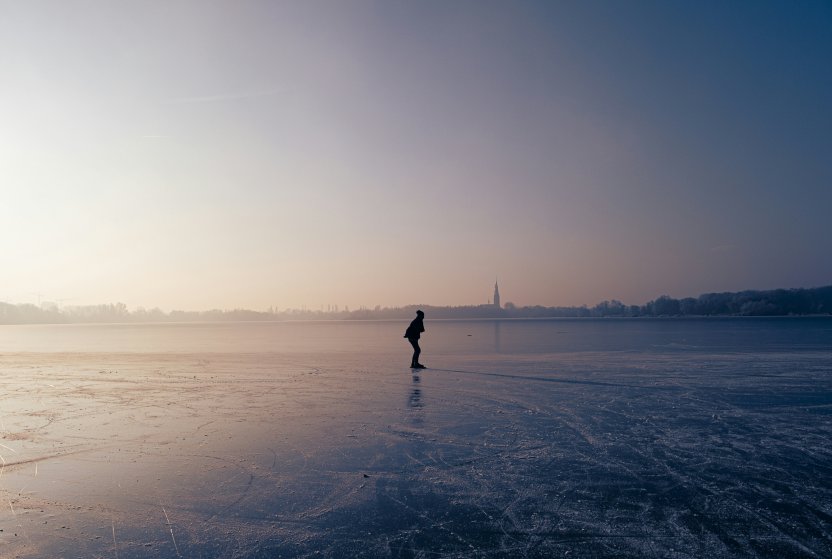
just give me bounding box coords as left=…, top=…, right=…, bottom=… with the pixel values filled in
left=404, top=317, right=425, bottom=340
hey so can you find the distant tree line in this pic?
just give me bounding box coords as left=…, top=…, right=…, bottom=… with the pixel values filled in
left=0, top=302, right=131, bottom=324
left=581, top=285, right=832, bottom=317
left=1, top=285, right=830, bottom=325
left=512, top=285, right=832, bottom=318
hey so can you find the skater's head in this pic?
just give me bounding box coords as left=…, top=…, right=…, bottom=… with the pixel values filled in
left=416, top=310, right=424, bottom=318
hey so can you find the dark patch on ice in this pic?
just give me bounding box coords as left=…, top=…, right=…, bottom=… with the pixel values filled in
left=430, top=368, right=659, bottom=390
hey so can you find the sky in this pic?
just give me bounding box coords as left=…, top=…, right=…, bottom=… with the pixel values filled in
left=2, top=1, right=831, bottom=312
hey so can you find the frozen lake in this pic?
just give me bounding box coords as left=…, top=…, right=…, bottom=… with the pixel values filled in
left=1, top=318, right=831, bottom=558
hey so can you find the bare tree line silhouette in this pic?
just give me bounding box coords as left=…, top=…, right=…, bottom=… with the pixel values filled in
left=2, top=285, right=830, bottom=325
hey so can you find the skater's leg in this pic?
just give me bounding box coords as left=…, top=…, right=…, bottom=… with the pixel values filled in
left=408, top=338, right=421, bottom=367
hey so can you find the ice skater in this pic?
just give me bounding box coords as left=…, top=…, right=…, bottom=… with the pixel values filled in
left=404, top=310, right=426, bottom=369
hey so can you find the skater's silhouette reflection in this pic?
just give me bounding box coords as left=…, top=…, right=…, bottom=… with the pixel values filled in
left=409, top=375, right=423, bottom=410
left=408, top=373, right=424, bottom=426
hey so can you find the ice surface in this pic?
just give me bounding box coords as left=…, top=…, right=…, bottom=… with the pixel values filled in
left=1, top=319, right=831, bottom=558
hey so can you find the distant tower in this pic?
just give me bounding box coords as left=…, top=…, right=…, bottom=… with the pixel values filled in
left=493, top=280, right=501, bottom=309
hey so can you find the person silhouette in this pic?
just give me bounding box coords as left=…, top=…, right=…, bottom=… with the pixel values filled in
left=404, top=310, right=426, bottom=369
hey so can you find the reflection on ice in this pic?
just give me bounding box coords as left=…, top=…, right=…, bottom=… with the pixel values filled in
left=409, top=375, right=423, bottom=410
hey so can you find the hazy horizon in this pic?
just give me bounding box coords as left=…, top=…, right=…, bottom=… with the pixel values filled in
left=3, top=2, right=831, bottom=312
left=3, top=282, right=830, bottom=319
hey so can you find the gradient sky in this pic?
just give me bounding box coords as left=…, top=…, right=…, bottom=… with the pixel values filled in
left=2, top=1, right=831, bottom=311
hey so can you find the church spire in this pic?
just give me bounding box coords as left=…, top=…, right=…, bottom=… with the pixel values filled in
left=493, top=279, right=501, bottom=309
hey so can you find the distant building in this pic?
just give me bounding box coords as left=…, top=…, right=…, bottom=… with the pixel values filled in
left=493, top=280, right=501, bottom=309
